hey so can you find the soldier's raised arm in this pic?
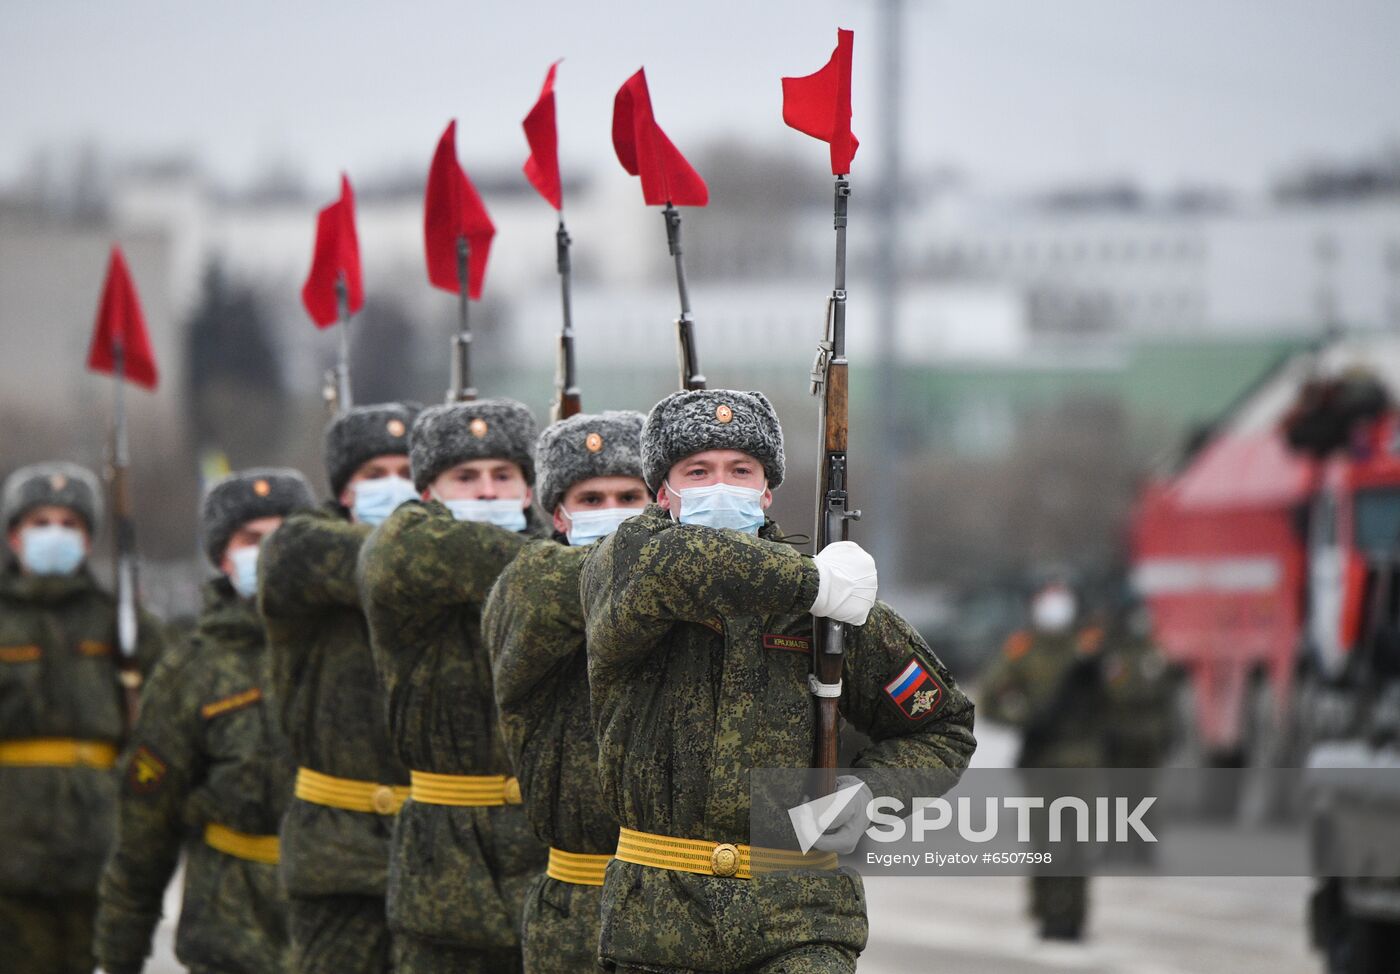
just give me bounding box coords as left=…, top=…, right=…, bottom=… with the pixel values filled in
left=841, top=601, right=977, bottom=795
left=360, top=500, right=529, bottom=617
left=581, top=510, right=820, bottom=675
left=485, top=539, right=585, bottom=711
left=258, top=508, right=370, bottom=618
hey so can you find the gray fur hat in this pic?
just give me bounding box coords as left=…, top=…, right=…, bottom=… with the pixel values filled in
left=323, top=402, right=421, bottom=497
left=535, top=411, right=648, bottom=514
left=2, top=462, right=103, bottom=533
left=641, top=390, right=785, bottom=492
left=410, top=398, right=538, bottom=492
left=201, top=467, right=316, bottom=565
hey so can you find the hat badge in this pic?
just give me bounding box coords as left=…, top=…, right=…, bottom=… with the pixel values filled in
left=585, top=432, right=604, bottom=453
left=253, top=479, right=271, bottom=497
left=715, top=404, right=734, bottom=424
left=387, top=418, right=406, bottom=438
left=49, top=473, right=68, bottom=490
left=470, top=418, right=489, bottom=439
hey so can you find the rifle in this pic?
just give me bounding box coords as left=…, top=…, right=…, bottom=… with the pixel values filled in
left=810, top=177, right=860, bottom=795
left=322, top=273, right=354, bottom=415
left=110, top=344, right=144, bottom=725
left=664, top=204, right=705, bottom=391
left=552, top=220, right=582, bottom=420
left=449, top=235, right=477, bottom=403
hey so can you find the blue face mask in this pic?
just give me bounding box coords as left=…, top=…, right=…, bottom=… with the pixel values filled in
left=21, top=525, right=86, bottom=576
left=439, top=497, right=528, bottom=533
left=561, top=506, right=642, bottom=546
left=352, top=475, right=419, bottom=526
left=228, top=545, right=261, bottom=600
left=666, top=481, right=765, bottom=535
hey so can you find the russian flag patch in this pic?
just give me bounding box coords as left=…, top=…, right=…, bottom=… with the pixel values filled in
left=882, top=655, right=945, bottom=723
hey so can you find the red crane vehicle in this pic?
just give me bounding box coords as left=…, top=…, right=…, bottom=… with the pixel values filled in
left=1130, top=338, right=1400, bottom=772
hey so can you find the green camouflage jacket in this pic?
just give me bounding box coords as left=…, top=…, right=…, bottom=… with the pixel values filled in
left=258, top=504, right=408, bottom=899
left=484, top=539, right=614, bottom=856
left=979, top=628, right=1108, bottom=768
left=95, top=579, right=290, bottom=974
left=579, top=506, right=977, bottom=971
left=359, top=499, right=549, bottom=949
left=483, top=538, right=609, bottom=973
left=0, top=563, right=165, bottom=897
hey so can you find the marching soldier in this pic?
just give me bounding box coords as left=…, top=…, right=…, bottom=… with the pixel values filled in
left=257, top=403, right=419, bottom=974
left=579, top=390, right=978, bottom=974
left=980, top=576, right=1108, bottom=941
left=359, top=399, right=550, bottom=974
left=95, top=468, right=315, bottom=974
left=482, top=410, right=650, bottom=973
left=1100, top=595, right=1173, bottom=770
left=0, top=462, right=166, bottom=974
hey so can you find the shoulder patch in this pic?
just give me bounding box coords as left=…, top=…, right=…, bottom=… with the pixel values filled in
left=0, top=645, right=41, bottom=663
left=200, top=687, right=263, bottom=720
left=762, top=633, right=811, bottom=654
left=79, top=640, right=112, bottom=658
left=882, top=655, right=948, bottom=724
left=127, top=745, right=168, bottom=794
left=1003, top=631, right=1033, bottom=660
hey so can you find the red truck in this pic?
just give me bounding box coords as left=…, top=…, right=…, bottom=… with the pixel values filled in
left=1130, top=339, right=1400, bottom=768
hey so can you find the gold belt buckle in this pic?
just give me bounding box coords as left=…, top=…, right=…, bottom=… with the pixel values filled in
left=504, top=777, right=522, bottom=805
left=371, top=785, right=397, bottom=815
left=76, top=742, right=103, bottom=766
left=710, top=842, right=740, bottom=878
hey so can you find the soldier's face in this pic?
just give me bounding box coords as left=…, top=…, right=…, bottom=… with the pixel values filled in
left=7, top=505, right=91, bottom=560
left=429, top=459, right=533, bottom=506
left=338, top=453, right=412, bottom=509
left=218, top=515, right=285, bottom=578
left=552, top=476, right=650, bottom=535
left=657, top=450, right=773, bottom=515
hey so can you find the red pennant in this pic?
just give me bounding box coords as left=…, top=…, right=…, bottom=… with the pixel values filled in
left=611, top=68, right=708, bottom=207
left=87, top=246, right=159, bottom=389
left=425, top=121, right=496, bottom=298
left=522, top=60, right=564, bottom=210
left=300, top=174, right=364, bottom=328
left=782, top=28, right=860, bottom=175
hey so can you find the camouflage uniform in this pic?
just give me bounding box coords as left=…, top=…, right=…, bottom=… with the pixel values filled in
left=95, top=578, right=292, bottom=974
left=258, top=504, right=409, bottom=974
left=359, top=500, right=549, bottom=974
left=580, top=506, right=977, bottom=973
left=979, top=628, right=1108, bottom=938
left=0, top=563, right=165, bottom=974
left=484, top=539, right=611, bottom=973
left=1099, top=630, right=1172, bottom=768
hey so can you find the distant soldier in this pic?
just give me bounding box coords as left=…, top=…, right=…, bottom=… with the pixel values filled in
left=257, top=403, right=419, bottom=974
left=359, top=399, right=549, bottom=974
left=980, top=577, right=1108, bottom=941
left=579, top=390, right=977, bottom=974
left=0, top=462, right=166, bottom=974
left=95, top=468, right=315, bottom=974
left=1100, top=595, right=1173, bottom=770
left=482, top=410, right=650, bottom=973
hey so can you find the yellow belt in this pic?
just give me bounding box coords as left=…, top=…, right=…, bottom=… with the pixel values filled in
left=204, top=823, right=280, bottom=865
left=546, top=848, right=613, bottom=886
left=0, top=738, right=118, bottom=769
left=294, top=767, right=409, bottom=815
left=409, top=771, right=522, bottom=807
left=615, top=827, right=839, bottom=880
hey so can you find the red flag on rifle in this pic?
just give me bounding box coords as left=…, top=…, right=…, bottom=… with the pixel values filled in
left=523, top=60, right=564, bottom=210
left=424, top=120, right=496, bottom=298
left=86, top=245, right=158, bottom=389
left=782, top=28, right=860, bottom=175
left=301, top=174, right=364, bottom=328
left=612, top=68, right=708, bottom=207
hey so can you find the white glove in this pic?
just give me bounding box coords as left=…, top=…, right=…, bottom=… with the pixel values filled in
left=811, top=541, right=878, bottom=626
left=812, top=775, right=873, bottom=853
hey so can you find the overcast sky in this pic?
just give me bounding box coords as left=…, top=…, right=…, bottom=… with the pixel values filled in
left=3, top=0, right=1399, bottom=198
